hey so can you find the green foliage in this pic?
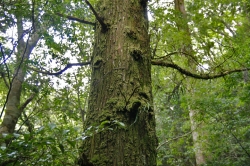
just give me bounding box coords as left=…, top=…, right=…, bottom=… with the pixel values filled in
left=0, top=0, right=93, bottom=165
left=0, top=79, right=90, bottom=165
left=150, top=0, right=250, bottom=165
left=0, top=124, right=82, bottom=165
left=152, top=66, right=195, bottom=166
left=187, top=76, right=250, bottom=165
left=1, top=0, right=250, bottom=165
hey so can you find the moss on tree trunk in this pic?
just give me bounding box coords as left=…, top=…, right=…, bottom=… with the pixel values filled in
left=79, top=0, right=157, bottom=165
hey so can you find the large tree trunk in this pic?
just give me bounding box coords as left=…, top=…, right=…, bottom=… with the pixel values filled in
left=79, top=0, right=157, bottom=165
left=0, top=15, right=40, bottom=142
left=174, top=0, right=206, bottom=165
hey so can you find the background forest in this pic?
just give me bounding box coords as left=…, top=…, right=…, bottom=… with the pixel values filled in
left=0, top=0, right=250, bottom=165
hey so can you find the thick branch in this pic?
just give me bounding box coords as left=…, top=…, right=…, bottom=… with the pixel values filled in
left=151, top=60, right=250, bottom=80
left=29, top=62, right=91, bottom=76
left=84, top=0, right=108, bottom=31
left=56, top=12, right=95, bottom=26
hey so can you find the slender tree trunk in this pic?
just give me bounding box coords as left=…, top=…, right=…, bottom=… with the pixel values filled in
left=174, top=0, right=206, bottom=165
left=189, top=108, right=206, bottom=166
left=0, top=16, right=40, bottom=141
left=79, top=0, right=157, bottom=165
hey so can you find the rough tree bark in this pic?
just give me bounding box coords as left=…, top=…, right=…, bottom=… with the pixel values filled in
left=78, top=0, right=157, bottom=165
left=174, top=0, right=206, bottom=165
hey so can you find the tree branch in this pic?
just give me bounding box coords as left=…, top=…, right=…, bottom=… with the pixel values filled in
left=153, top=51, right=178, bottom=59
left=157, top=130, right=193, bottom=151
left=31, top=0, right=36, bottom=32
left=84, top=0, right=108, bottom=31
left=29, top=62, right=91, bottom=76
left=157, top=122, right=202, bottom=151
left=220, top=19, right=236, bottom=37
left=56, top=12, right=96, bottom=26
left=151, top=60, right=250, bottom=80
left=20, top=93, right=36, bottom=112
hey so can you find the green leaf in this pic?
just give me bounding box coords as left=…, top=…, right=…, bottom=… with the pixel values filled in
left=66, top=139, right=76, bottom=148
left=48, top=123, right=57, bottom=130
left=58, top=144, right=65, bottom=153
left=100, top=120, right=110, bottom=127
left=116, top=121, right=126, bottom=128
